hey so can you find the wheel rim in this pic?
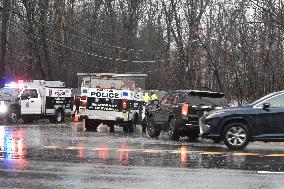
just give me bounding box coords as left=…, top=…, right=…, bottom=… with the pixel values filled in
left=146, top=118, right=154, bottom=132
left=10, top=112, right=17, bottom=122
left=57, top=112, right=62, bottom=122
left=168, top=120, right=174, bottom=136
left=226, top=126, right=247, bottom=146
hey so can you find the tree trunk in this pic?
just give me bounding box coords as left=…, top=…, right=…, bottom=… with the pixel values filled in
left=0, top=0, right=10, bottom=87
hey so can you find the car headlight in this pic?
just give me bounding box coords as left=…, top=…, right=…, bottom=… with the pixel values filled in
left=205, top=111, right=224, bottom=119
left=0, top=105, right=7, bottom=113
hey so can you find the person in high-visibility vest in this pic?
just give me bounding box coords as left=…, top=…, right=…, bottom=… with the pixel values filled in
left=150, top=92, right=158, bottom=101
left=143, top=93, right=151, bottom=104
left=142, top=92, right=151, bottom=134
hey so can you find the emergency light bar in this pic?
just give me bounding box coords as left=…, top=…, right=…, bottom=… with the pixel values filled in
left=4, top=82, right=26, bottom=88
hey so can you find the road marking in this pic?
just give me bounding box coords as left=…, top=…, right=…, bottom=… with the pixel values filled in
left=200, top=152, right=225, bottom=155
left=42, top=146, right=284, bottom=157
left=258, top=171, right=284, bottom=174
left=265, top=154, right=284, bottom=157
left=143, top=149, right=163, bottom=153
left=232, top=153, right=260, bottom=156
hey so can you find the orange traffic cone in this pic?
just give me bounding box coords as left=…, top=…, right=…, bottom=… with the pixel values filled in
left=74, top=111, right=79, bottom=122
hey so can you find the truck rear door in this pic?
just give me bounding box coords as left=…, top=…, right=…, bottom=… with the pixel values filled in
left=87, top=88, right=125, bottom=112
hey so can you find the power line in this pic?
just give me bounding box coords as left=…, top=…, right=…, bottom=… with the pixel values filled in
left=3, top=7, right=171, bottom=57
left=8, top=20, right=131, bottom=62
left=9, top=18, right=180, bottom=66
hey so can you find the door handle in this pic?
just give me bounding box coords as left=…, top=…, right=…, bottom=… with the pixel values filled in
left=31, top=101, right=34, bottom=103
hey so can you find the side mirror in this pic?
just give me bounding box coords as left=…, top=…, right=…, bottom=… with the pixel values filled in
left=263, top=103, right=270, bottom=111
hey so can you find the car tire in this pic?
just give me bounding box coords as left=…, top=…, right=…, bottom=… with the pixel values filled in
left=109, top=123, right=115, bottom=133
left=146, top=117, right=161, bottom=138
left=50, top=109, right=64, bottom=123
left=168, top=118, right=180, bottom=141
left=7, top=109, right=20, bottom=124
left=85, top=119, right=100, bottom=131
left=223, top=122, right=250, bottom=150
left=187, top=132, right=199, bottom=142
left=123, top=120, right=135, bottom=134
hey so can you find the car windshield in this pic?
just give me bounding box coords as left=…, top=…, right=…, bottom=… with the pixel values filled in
left=0, top=88, right=21, bottom=97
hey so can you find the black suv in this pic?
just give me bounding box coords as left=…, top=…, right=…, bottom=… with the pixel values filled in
left=200, top=90, right=284, bottom=150
left=143, top=90, right=226, bottom=141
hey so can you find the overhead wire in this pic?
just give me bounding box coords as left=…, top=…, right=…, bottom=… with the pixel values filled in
left=4, top=7, right=171, bottom=58
left=5, top=8, right=183, bottom=75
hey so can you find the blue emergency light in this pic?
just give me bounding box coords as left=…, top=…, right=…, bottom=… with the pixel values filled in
left=82, top=89, right=88, bottom=94
left=123, top=92, right=129, bottom=97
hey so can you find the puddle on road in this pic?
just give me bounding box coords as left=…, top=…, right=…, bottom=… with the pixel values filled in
left=0, top=127, right=29, bottom=170
left=1, top=123, right=284, bottom=172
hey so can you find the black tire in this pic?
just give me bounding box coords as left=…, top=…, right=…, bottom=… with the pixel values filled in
left=146, top=117, right=161, bottom=138
left=85, top=119, right=100, bottom=131
left=50, top=109, right=64, bottom=123
left=187, top=132, right=199, bottom=142
left=109, top=123, right=115, bottom=133
left=223, top=122, right=250, bottom=150
left=122, top=121, right=134, bottom=134
left=168, top=118, right=180, bottom=141
left=123, top=125, right=129, bottom=133
left=7, top=109, right=20, bottom=124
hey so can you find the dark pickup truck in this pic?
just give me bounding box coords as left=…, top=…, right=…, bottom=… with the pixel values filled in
left=143, top=90, right=227, bottom=141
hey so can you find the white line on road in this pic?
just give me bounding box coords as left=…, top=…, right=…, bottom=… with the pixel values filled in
left=258, top=171, right=284, bottom=174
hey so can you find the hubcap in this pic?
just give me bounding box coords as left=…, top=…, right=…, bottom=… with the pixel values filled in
left=168, top=120, right=174, bottom=135
left=147, top=118, right=154, bottom=132
left=226, top=126, right=247, bottom=146
left=10, top=112, right=17, bottom=122
left=57, top=112, right=62, bottom=122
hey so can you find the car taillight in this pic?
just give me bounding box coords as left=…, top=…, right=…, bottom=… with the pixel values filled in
left=181, top=103, right=189, bottom=116
left=82, top=101, right=87, bottom=107
left=81, top=96, right=87, bottom=101
left=122, top=99, right=127, bottom=112
left=123, top=102, right=127, bottom=109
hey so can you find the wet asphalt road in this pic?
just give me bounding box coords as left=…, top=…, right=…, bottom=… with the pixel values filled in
left=1, top=121, right=284, bottom=189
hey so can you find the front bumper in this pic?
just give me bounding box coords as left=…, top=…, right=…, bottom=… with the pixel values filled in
left=199, top=117, right=221, bottom=139
left=0, top=113, right=6, bottom=119
left=0, top=103, right=8, bottom=119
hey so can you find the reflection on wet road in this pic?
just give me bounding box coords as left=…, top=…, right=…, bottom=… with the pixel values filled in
left=1, top=122, right=284, bottom=188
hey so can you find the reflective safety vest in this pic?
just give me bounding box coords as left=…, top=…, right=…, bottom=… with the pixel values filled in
left=143, top=93, right=151, bottom=103
left=150, top=94, right=158, bottom=101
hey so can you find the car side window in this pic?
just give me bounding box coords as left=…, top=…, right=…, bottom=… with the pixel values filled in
left=30, top=89, right=38, bottom=98
left=21, top=89, right=38, bottom=99
left=258, top=94, right=284, bottom=108
left=161, top=93, right=176, bottom=105
left=176, top=93, right=188, bottom=103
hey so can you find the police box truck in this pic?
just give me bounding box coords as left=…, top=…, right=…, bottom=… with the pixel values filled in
left=77, top=73, right=146, bottom=133
left=0, top=80, right=72, bottom=124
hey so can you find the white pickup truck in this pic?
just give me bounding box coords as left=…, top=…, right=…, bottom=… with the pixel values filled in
left=0, top=80, right=72, bottom=124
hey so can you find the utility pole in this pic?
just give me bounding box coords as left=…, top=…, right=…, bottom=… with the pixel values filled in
left=0, top=0, right=10, bottom=88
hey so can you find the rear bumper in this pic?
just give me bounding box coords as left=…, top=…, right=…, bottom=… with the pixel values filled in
left=85, top=110, right=133, bottom=122
left=175, top=119, right=200, bottom=133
